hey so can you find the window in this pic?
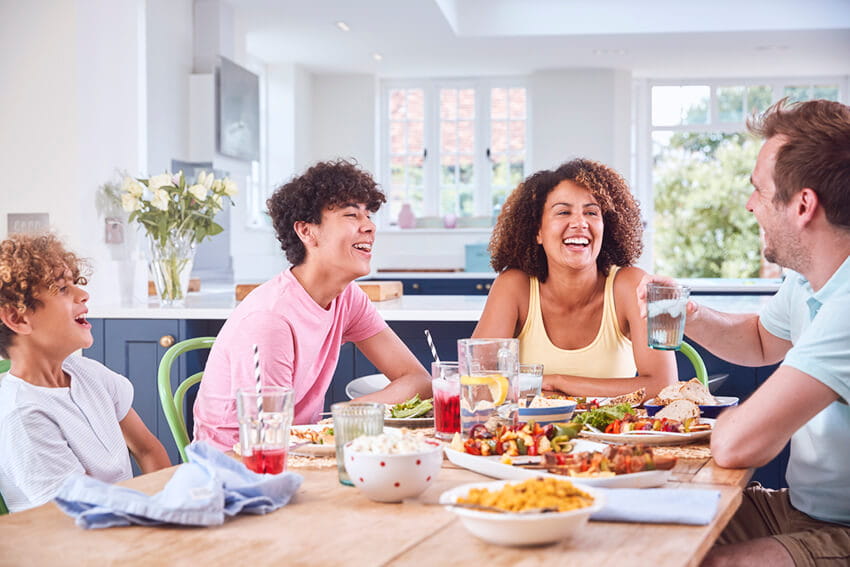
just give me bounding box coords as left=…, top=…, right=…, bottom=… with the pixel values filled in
left=636, top=77, right=847, bottom=278
left=381, top=79, right=528, bottom=226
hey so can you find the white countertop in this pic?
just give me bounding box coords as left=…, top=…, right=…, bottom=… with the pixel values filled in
left=369, top=272, right=782, bottom=293
left=88, top=293, right=772, bottom=321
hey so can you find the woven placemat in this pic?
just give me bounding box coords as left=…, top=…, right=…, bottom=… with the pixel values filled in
left=652, top=442, right=712, bottom=460
left=288, top=455, right=337, bottom=469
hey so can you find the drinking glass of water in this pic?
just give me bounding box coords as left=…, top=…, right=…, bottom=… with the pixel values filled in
left=458, top=338, right=519, bottom=437
left=646, top=282, right=691, bottom=350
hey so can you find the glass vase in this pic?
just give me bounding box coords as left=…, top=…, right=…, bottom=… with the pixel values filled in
left=147, top=231, right=196, bottom=307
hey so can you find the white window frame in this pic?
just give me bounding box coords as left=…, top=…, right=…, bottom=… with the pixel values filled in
left=379, top=76, right=530, bottom=228
left=633, top=75, right=850, bottom=272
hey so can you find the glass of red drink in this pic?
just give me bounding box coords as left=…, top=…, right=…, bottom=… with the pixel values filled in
left=237, top=386, right=294, bottom=474
left=432, top=361, right=460, bottom=440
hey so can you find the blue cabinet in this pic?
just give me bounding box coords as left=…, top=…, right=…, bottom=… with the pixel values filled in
left=369, top=278, right=494, bottom=295
left=84, top=318, right=208, bottom=468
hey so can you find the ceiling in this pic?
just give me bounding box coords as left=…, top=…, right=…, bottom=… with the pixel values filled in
left=231, top=0, right=850, bottom=79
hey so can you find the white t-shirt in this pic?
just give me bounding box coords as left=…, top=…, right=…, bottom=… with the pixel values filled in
left=0, top=355, right=134, bottom=512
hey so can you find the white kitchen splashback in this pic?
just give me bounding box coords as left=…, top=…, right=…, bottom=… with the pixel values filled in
left=371, top=229, right=492, bottom=271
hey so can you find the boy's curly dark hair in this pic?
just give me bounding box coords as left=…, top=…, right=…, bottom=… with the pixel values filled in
left=267, top=159, right=386, bottom=265
left=489, top=158, right=643, bottom=282
left=0, top=233, right=90, bottom=358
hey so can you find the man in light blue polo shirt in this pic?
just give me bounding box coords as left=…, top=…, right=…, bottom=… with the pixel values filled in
left=640, top=98, right=850, bottom=567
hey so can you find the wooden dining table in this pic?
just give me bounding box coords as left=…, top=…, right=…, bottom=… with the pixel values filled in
left=0, top=440, right=752, bottom=567
left=0, top=443, right=751, bottom=567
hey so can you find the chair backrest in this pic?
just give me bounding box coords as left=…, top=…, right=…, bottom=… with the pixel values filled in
left=679, top=341, right=708, bottom=388
left=157, top=337, right=215, bottom=463
left=0, top=491, right=8, bottom=515
left=0, top=359, right=10, bottom=373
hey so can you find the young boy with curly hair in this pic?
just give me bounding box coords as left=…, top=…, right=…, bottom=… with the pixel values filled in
left=0, top=233, right=170, bottom=512
left=193, top=159, right=431, bottom=451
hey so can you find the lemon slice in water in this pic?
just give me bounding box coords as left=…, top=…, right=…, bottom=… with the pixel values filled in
left=461, top=374, right=510, bottom=405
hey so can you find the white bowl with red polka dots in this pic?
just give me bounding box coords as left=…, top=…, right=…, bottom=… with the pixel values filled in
left=343, top=438, right=443, bottom=502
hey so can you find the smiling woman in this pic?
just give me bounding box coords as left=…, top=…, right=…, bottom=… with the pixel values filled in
left=473, top=158, right=678, bottom=399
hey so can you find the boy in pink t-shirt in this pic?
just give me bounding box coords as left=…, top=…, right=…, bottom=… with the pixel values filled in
left=193, top=160, right=431, bottom=451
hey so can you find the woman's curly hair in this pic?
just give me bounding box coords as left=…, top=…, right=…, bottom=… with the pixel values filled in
left=267, top=159, right=386, bottom=265
left=0, top=233, right=90, bottom=358
left=489, top=158, right=643, bottom=282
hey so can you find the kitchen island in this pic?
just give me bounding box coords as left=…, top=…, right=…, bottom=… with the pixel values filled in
left=84, top=291, right=784, bottom=487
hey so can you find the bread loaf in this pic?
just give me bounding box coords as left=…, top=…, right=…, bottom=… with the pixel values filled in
left=655, top=399, right=700, bottom=422
left=655, top=378, right=716, bottom=405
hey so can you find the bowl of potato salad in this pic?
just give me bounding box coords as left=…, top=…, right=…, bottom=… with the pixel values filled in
left=344, top=430, right=443, bottom=502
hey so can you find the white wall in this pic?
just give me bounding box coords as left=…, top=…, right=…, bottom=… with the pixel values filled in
left=310, top=74, right=377, bottom=170
left=146, top=0, right=193, bottom=174
left=529, top=68, right=632, bottom=176
left=0, top=0, right=80, bottom=241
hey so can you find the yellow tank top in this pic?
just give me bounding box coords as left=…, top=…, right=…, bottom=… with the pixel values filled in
left=517, top=266, right=637, bottom=378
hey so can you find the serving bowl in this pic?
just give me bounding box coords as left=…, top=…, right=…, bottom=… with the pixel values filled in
left=644, top=396, right=739, bottom=419
left=518, top=399, right=577, bottom=427
left=344, top=438, right=443, bottom=502
left=439, top=479, right=604, bottom=546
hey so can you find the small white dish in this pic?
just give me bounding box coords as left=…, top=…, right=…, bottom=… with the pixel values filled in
left=344, top=439, right=443, bottom=503
left=439, top=480, right=604, bottom=546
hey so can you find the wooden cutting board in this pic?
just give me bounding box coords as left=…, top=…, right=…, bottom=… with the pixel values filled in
left=357, top=281, right=402, bottom=301
left=235, top=283, right=260, bottom=301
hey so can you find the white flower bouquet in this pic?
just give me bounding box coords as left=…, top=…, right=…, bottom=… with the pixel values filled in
left=114, top=170, right=237, bottom=305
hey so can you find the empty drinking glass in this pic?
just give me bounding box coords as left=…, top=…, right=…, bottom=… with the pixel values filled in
left=331, top=401, right=385, bottom=486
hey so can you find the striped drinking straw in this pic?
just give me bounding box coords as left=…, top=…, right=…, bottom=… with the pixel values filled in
left=253, top=344, right=263, bottom=441
left=424, top=329, right=440, bottom=364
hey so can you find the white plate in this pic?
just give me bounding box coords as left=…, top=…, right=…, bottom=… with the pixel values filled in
left=288, top=424, right=337, bottom=456
left=384, top=416, right=434, bottom=428
left=444, top=444, right=672, bottom=488
left=234, top=424, right=336, bottom=457
left=579, top=418, right=715, bottom=446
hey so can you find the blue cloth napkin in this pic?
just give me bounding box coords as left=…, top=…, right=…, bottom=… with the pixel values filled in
left=54, top=442, right=303, bottom=529
left=590, top=488, right=721, bottom=525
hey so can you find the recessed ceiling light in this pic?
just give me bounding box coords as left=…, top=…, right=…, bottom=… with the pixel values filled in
left=755, top=44, right=789, bottom=52
left=335, top=21, right=350, bottom=32
left=372, top=52, right=383, bottom=61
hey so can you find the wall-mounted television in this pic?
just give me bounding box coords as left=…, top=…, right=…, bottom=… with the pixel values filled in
left=216, top=56, right=260, bottom=161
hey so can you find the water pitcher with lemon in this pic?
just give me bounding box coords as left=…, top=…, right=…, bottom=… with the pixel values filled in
left=458, top=338, right=519, bottom=437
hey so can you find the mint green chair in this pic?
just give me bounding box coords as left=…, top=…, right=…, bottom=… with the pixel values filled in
left=157, top=337, right=215, bottom=463
left=0, top=359, right=9, bottom=373
left=680, top=341, right=709, bottom=388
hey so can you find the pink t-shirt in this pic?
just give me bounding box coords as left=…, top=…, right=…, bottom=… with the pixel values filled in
left=193, top=269, right=387, bottom=451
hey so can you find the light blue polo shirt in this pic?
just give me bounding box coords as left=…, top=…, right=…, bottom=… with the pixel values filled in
left=759, top=256, right=850, bottom=526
